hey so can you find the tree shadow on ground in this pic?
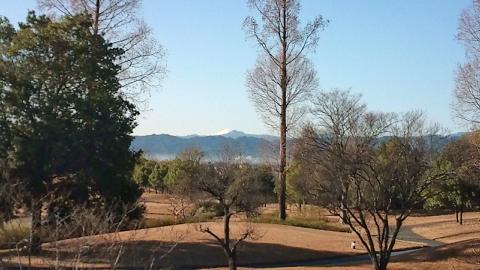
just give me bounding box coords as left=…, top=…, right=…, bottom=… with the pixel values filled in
left=2, top=239, right=351, bottom=269
left=391, top=239, right=480, bottom=265
left=118, top=239, right=351, bottom=269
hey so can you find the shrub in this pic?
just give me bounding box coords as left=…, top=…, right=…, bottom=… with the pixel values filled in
left=193, top=201, right=224, bottom=217
left=0, top=219, right=30, bottom=249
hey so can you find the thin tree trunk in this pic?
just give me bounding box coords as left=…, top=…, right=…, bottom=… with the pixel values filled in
left=339, top=187, right=347, bottom=224
left=456, top=209, right=459, bottom=223
left=370, top=255, right=381, bottom=270
left=93, top=0, right=101, bottom=35
left=278, top=0, right=288, bottom=221
left=227, top=253, right=237, bottom=270
left=223, top=210, right=236, bottom=270
left=460, top=205, right=464, bottom=225
left=278, top=118, right=287, bottom=220
left=224, top=212, right=230, bottom=248
left=30, top=198, right=42, bottom=254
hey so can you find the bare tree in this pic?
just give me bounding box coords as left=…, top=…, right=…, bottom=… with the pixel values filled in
left=297, top=91, right=442, bottom=270
left=166, top=194, right=191, bottom=223
left=457, top=0, right=480, bottom=58
left=38, top=0, right=167, bottom=104
left=454, top=0, right=480, bottom=125
left=193, top=146, right=263, bottom=270
left=306, top=89, right=392, bottom=223
left=244, top=0, right=327, bottom=220
left=454, top=59, right=480, bottom=125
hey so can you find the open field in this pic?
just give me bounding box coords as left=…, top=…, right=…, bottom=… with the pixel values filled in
left=1, top=193, right=479, bottom=269
left=1, top=221, right=424, bottom=269
left=404, top=212, right=480, bottom=243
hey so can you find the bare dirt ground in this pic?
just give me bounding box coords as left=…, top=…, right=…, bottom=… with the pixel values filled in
left=2, top=221, right=422, bottom=269
left=404, top=212, right=480, bottom=243
left=2, top=193, right=480, bottom=269
left=141, top=191, right=191, bottom=220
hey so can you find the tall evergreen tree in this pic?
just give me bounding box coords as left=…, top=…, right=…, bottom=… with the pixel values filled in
left=0, top=12, right=141, bottom=251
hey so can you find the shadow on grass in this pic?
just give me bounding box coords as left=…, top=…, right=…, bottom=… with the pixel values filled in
left=390, top=239, right=480, bottom=265
left=2, top=239, right=351, bottom=269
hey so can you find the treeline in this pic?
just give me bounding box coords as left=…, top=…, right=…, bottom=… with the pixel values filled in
left=286, top=119, right=480, bottom=225
left=424, top=132, right=480, bottom=223
left=133, top=148, right=276, bottom=203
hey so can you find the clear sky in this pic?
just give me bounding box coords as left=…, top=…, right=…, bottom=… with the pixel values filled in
left=1, top=0, right=472, bottom=136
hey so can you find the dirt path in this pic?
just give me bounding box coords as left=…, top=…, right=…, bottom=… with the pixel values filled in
left=229, top=223, right=441, bottom=269
left=396, top=224, right=443, bottom=247
left=226, top=248, right=423, bottom=269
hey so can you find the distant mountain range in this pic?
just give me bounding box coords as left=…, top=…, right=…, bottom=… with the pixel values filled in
left=131, top=129, right=466, bottom=161
left=132, top=129, right=277, bottom=161
left=180, top=128, right=278, bottom=141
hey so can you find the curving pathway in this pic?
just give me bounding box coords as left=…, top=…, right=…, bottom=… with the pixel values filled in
left=229, top=224, right=441, bottom=269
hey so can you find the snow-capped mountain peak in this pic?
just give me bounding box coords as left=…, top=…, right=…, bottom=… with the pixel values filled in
left=213, top=128, right=234, bottom=135
left=212, top=129, right=247, bottom=138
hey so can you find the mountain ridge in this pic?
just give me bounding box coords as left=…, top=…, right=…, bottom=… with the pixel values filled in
left=132, top=130, right=466, bottom=161
left=131, top=130, right=277, bottom=161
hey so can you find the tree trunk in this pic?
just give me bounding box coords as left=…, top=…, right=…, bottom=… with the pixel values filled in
left=0, top=216, right=4, bottom=230
left=30, top=198, right=42, bottom=254
left=93, top=0, right=101, bottom=35
left=278, top=0, right=288, bottom=221
left=370, top=255, right=381, bottom=270
left=460, top=205, right=464, bottom=225
left=377, top=262, right=387, bottom=270
left=223, top=210, right=237, bottom=270
left=455, top=209, right=459, bottom=223
left=370, top=257, right=387, bottom=270
left=224, top=211, right=231, bottom=247
left=227, top=253, right=237, bottom=270
left=278, top=120, right=287, bottom=220
left=377, top=254, right=388, bottom=270
left=339, top=191, right=347, bottom=224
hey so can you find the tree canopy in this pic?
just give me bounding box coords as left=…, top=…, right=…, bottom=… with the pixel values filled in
left=0, top=12, right=142, bottom=250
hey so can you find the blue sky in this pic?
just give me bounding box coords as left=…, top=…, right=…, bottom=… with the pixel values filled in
left=1, top=0, right=472, bottom=135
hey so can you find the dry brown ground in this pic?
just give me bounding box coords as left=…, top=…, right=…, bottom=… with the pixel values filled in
left=3, top=193, right=480, bottom=269
left=2, top=221, right=421, bottom=269
left=262, top=239, right=480, bottom=270
left=404, top=212, right=480, bottom=243
left=138, top=195, right=480, bottom=269
left=141, top=191, right=193, bottom=220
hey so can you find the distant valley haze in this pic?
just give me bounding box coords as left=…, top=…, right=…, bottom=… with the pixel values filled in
left=132, top=128, right=278, bottom=161
left=132, top=128, right=464, bottom=161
